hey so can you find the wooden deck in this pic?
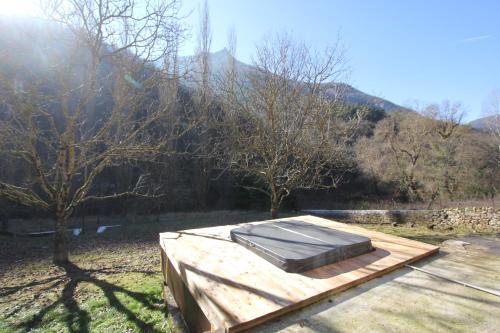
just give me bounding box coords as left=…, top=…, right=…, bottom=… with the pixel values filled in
left=159, top=215, right=439, bottom=332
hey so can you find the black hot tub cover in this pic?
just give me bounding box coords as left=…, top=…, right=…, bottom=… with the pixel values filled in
left=230, top=220, right=373, bottom=273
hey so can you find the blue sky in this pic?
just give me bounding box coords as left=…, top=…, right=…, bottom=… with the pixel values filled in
left=2, top=0, right=498, bottom=121
left=180, top=0, right=499, bottom=121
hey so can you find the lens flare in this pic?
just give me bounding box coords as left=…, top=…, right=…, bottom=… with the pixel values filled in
left=0, top=0, right=41, bottom=17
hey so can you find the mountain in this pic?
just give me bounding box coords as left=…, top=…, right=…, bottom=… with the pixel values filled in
left=324, top=82, right=403, bottom=112
left=1, top=15, right=403, bottom=116
left=183, top=49, right=405, bottom=113
left=469, top=115, right=500, bottom=130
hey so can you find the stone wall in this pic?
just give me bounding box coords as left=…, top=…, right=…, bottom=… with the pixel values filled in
left=430, top=207, right=499, bottom=230
left=304, top=207, right=499, bottom=231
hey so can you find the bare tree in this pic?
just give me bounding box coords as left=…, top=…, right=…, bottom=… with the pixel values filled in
left=191, top=0, right=214, bottom=208
left=455, top=129, right=500, bottom=206
left=218, top=34, right=360, bottom=218
left=224, top=25, right=237, bottom=96
left=196, top=0, right=212, bottom=102
left=424, top=101, right=464, bottom=139
left=484, top=90, right=500, bottom=164
left=0, top=0, right=187, bottom=264
left=356, top=101, right=466, bottom=207
left=423, top=101, right=465, bottom=207
left=475, top=90, right=500, bottom=205
left=356, top=112, right=432, bottom=202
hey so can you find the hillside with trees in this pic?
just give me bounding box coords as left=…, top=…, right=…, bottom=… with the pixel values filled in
left=0, top=1, right=498, bottom=263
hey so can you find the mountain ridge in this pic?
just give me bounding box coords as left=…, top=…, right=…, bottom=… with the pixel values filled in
left=182, top=48, right=404, bottom=112
left=469, top=114, right=500, bottom=130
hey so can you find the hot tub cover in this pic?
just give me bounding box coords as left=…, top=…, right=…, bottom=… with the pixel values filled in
left=230, top=220, right=373, bottom=273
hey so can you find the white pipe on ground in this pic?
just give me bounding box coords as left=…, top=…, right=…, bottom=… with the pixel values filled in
left=405, top=264, right=500, bottom=298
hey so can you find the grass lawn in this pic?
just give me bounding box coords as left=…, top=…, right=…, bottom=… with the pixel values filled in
left=0, top=211, right=496, bottom=333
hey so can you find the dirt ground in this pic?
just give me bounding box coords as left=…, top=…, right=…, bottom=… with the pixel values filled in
left=0, top=211, right=272, bottom=333
left=1, top=212, right=498, bottom=332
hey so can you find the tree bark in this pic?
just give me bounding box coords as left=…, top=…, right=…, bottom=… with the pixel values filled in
left=270, top=193, right=280, bottom=219
left=271, top=207, right=278, bottom=219
left=427, top=191, right=438, bottom=210
left=197, top=158, right=210, bottom=210
left=53, top=215, right=69, bottom=265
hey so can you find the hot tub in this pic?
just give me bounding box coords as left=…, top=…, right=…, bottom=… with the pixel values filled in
left=230, top=220, right=373, bottom=273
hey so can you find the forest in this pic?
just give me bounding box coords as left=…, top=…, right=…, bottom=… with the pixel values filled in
left=0, top=0, right=498, bottom=262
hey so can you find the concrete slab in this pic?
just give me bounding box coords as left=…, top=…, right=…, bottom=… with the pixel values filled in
left=248, top=235, right=500, bottom=333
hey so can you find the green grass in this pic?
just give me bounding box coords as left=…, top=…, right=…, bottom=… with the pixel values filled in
left=0, top=210, right=496, bottom=333
left=0, top=211, right=275, bottom=333
left=0, top=248, right=176, bottom=333
left=3, top=273, right=173, bottom=333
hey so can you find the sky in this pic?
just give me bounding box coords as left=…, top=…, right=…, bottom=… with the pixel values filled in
left=179, top=0, right=499, bottom=122
left=1, top=0, right=498, bottom=121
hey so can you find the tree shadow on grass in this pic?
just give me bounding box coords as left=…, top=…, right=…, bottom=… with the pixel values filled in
left=16, top=262, right=165, bottom=333
left=0, top=275, right=66, bottom=299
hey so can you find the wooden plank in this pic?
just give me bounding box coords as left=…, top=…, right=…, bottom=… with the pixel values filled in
left=160, top=215, right=439, bottom=333
left=160, top=248, right=168, bottom=286
left=163, top=251, right=213, bottom=333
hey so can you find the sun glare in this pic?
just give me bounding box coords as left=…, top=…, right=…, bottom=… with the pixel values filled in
left=0, top=0, right=41, bottom=17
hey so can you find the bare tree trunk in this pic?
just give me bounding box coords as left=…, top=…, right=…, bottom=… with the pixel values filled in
left=270, top=192, right=280, bottom=219
left=270, top=206, right=279, bottom=219
left=195, top=0, right=212, bottom=211
left=195, top=159, right=210, bottom=210
left=201, top=167, right=210, bottom=209
left=427, top=191, right=438, bottom=210
left=81, top=215, right=85, bottom=235
left=53, top=215, right=69, bottom=265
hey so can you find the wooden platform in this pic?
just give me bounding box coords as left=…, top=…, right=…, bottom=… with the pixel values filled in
left=159, top=215, right=439, bottom=332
